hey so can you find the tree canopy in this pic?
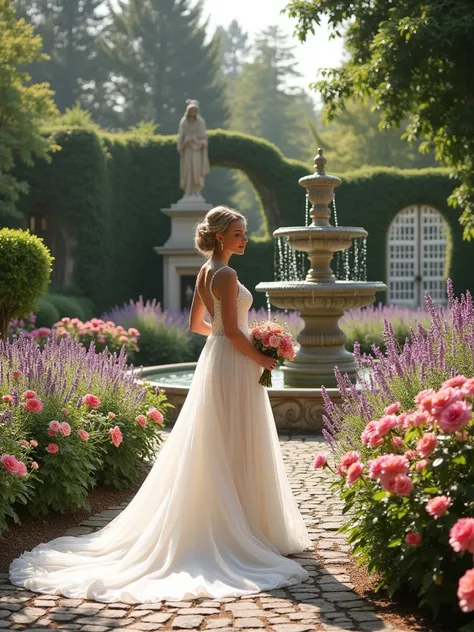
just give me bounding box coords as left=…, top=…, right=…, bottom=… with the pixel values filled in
left=0, top=0, right=58, bottom=217
left=285, top=0, right=474, bottom=238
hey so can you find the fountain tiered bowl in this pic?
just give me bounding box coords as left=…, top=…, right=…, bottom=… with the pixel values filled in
left=256, top=149, right=386, bottom=388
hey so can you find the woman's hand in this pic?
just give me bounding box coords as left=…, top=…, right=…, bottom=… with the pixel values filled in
left=259, top=353, right=277, bottom=371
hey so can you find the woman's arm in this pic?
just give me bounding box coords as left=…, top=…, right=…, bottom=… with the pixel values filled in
left=217, top=268, right=275, bottom=370
left=189, top=288, right=212, bottom=336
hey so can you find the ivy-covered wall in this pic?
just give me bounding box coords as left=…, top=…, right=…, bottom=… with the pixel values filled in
left=5, top=127, right=474, bottom=312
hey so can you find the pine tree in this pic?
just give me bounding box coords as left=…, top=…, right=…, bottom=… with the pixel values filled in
left=216, top=20, right=250, bottom=80
left=230, top=26, right=314, bottom=161
left=14, top=0, right=104, bottom=112
left=100, top=0, right=227, bottom=132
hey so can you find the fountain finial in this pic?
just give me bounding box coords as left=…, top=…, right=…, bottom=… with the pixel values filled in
left=315, top=148, right=326, bottom=175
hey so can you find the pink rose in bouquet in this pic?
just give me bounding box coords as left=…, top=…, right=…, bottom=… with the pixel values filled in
left=250, top=320, right=296, bottom=387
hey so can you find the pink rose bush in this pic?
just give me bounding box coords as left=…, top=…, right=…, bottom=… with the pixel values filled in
left=0, top=335, right=168, bottom=531
left=53, top=317, right=139, bottom=358
left=250, top=320, right=296, bottom=387
left=323, top=375, right=474, bottom=618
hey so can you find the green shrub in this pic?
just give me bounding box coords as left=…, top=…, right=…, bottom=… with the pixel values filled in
left=34, top=296, right=60, bottom=328
left=133, top=320, right=194, bottom=367
left=0, top=228, right=53, bottom=340
left=0, top=336, right=168, bottom=527
left=45, top=293, right=86, bottom=320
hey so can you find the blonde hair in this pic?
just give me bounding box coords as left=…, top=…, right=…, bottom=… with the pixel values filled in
left=195, top=206, right=245, bottom=256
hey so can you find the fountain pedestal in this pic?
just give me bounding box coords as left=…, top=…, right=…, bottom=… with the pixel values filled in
left=256, top=150, right=386, bottom=389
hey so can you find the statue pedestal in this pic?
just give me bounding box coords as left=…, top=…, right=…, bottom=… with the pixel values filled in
left=155, top=196, right=212, bottom=310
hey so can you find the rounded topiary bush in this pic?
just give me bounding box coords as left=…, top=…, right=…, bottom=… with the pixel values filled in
left=0, top=229, right=53, bottom=340
left=34, top=296, right=60, bottom=328
left=45, top=293, right=86, bottom=320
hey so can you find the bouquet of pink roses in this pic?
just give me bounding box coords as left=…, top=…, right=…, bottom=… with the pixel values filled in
left=250, top=320, right=296, bottom=387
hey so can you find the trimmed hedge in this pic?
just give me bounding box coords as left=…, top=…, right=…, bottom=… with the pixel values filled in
left=5, top=127, right=474, bottom=311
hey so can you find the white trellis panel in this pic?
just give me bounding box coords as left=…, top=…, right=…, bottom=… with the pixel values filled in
left=387, top=205, right=448, bottom=307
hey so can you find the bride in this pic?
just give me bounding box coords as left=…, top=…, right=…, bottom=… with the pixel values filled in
left=9, top=205, right=312, bottom=604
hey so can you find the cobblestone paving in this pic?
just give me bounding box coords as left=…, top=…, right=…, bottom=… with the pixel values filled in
left=0, top=432, right=406, bottom=632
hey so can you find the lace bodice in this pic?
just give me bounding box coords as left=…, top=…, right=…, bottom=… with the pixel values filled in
left=206, top=267, right=253, bottom=336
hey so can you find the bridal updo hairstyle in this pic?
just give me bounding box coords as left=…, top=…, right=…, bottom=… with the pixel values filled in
left=195, top=206, right=245, bottom=256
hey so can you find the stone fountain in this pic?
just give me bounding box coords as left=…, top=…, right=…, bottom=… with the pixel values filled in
left=256, top=149, right=386, bottom=388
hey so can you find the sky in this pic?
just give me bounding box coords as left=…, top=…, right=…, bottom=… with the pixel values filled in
left=200, top=0, right=346, bottom=94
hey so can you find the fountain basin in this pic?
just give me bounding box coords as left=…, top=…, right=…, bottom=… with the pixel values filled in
left=275, top=226, right=368, bottom=252
left=256, top=281, right=387, bottom=311
left=256, top=280, right=386, bottom=387
left=140, top=363, right=342, bottom=432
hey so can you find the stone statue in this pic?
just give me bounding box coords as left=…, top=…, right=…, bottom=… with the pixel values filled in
left=177, top=99, right=210, bottom=198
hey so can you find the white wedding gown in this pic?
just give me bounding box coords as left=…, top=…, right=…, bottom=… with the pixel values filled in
left=10, top=270, right=312, bottom=603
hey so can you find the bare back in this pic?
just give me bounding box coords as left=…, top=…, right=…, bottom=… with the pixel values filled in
left=196, top=264, right=234, bottom=318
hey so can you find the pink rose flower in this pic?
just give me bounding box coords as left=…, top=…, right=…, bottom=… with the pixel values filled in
left=384, top=401, right=401, bottom=415
left=313, top=454, right=328, bottom=469
left=47, top=443, right=59, bottom=454
left=147, top=408, right=164, bottom=424
left=262, top=333, right=272, bottom=348
left=136, top=414, right=147, bottom=427
left=107, top=412, right=116, bottom=420
left=391, top=436, right=405, bottom=450
left=49, top=420, right=61, bottom=432
left=438, top=400, right=472, bottom=433
left=416, top=433, right=438, bottom=457
left=29, top=439, right=38, bottom=447
left=369, top=454, right=409, bottom=479
left=443, top=375, right=468, bottom=389
left=22, top=390, right=37, bottom=400
left=109, top=425, right=123, bottom=447
left=405, top=532, right=421, bottom=546
left=268, top=335, right=281, bottom=348
left=381, top=476, right=397, bottom=493
left=416, top=459, right=429, bottom=471
left=251, top=327, right=263, bottom=340
left=404, top=410, right=430, bottom=429
left=78, top=429, right=89, bottom=441
left=2, top=394, right=13, bottom=404
left=393, top=474, right=413, bottom=496
left=458, top=569, right=474, bottom=613
left=1, top=454, right=19, bottom=474
left=18, top=439, right=30, bottom=448
left=431, top=387, right=462, bottom=416
left=16, top=461, right=27, bottom=477
left=31, top=461, right=39, bottom=470
left=449, top=518, right=474, bottom=553
left=415, top=388, right=435, bottom=411
left=12, top=370, right=23, bottom=378
left=61, top=407, right=69, bottom=416
left=83, top=393, right=100, bottom=409
left=346, top=462, right=364, bottom=485
left=376, top=414, right=399, bottom=437
left=461, top=378, right=474, bottom=398
left=339, top=451, right=360, bottom=473
left=426, top=496, right=451, bottom=519
left=47, top=429, right=56, bottom=437
left=25, top=398, right=43, bottom=413
left=361, top=421, right=383, bottom=448
left=60, top=422, right=71, bottom=437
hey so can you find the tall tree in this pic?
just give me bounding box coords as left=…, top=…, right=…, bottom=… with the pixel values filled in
left=100, top=0, right=227, bottom=132
left=230, top=26, right=315, bottom=161
left=0, top=0, right=58, bottom=217
left=216, top=20, right=251, bottom=80
left=285, top=0, right=474, bottom=239
left=314, top=100, right=438, bottom=173
left=14, top=0, right=104, bottom=112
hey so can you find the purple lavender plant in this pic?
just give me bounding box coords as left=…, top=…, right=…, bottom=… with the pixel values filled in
left=324, top=280, right=474, bottom=458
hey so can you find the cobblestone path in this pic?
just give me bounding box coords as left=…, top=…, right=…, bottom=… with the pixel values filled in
left=0, top=433, right=405, bottom=632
